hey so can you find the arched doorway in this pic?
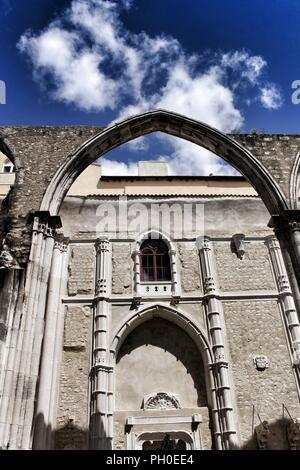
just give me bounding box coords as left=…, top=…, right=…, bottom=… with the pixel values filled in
left=114, top=316, right=211, bottom=450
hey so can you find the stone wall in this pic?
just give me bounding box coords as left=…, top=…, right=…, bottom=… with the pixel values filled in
left=67, top=244, right=95, bottom=296
left=213, top=240, right=276, bottom=291
left=223, top=300, right=300, bottom=449
left=112, top=243, right=132, bottom=295
left=178, top=243, right=202, bottom=294
left=1, top=122, right=300, bottom=266
left=55, top=305, right=92, bottom=450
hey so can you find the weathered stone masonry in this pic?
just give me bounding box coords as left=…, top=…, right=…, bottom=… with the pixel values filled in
left=1, top=114, right=300, bottom=268
left=1, top=111, right=300, bottom=450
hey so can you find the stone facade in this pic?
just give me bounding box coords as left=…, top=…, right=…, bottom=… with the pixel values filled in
left=112, top=243, right=132, bottom=294
left=1, top=112, right=300, bottom=451
left=223, top=300, right=299, bottom=449
left=214, top=240, right=276, bottom=292
left=67, top=245, right=95, bottom=296
left=55, top=305, right=92, bottom=450
left=178, top=243, right=202, bottom=293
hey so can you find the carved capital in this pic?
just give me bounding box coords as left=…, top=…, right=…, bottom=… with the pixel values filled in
left=54, top=235, right=69, bottom=252
left=95, top=237, right=110, bottom=253
left=32, top=211, right=62, bottom=239
left=195, top=235, right=211, bottom=251
left=269, top=210, right=300, bottom=234
left=265, top=235, right=280, bottom=250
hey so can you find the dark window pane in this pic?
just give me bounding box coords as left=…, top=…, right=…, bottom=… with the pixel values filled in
left=140, top=238, right=172, bottom=282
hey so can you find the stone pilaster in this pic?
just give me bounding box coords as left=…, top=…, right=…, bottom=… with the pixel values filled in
left=266, top=236, right=300, bottom=373
left=33, top=236, right=69, bottom=449
left=196, top=236, right=239, bottom=450
left=133, top=243, right=141, bottom=299
left=169, top=248, right=180, bottom=298
left=90, top=238, right=113, bottom=449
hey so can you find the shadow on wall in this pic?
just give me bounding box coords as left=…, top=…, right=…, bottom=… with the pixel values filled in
left=240, top=417, right=299, bottom=450
left=116, top=318, right=208, bottom=408
left=31, top=413, right=299, bottom=450
left=33, top=413, right=89, bottom=450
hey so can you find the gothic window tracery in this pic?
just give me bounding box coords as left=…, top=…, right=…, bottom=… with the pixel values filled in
left=140, top=239, right=171, bottom=283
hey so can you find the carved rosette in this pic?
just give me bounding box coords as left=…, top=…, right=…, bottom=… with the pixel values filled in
left=143, top=392, right=181, bottom=410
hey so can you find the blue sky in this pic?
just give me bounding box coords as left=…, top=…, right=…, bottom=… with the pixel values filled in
left=1, top=0, right=300, bottom=175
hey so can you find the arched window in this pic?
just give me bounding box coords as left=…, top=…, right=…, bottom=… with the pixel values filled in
left=140, top=239, right=171, bottom=282
left=2, top=159, right=15, bottom=173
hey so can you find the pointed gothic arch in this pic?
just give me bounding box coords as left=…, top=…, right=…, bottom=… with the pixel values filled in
left=110, top=302, right=213, bottom=364
left=110, top=302, right=229, bottom=449
left=40, top=109, right=287, bottom=216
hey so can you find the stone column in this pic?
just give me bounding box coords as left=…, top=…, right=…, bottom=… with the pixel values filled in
left=0, top=269, right=24, bottom=403
left=265, top=236, right=300, bottom=373
left=33, top=236, right=69, bottom=449
left=269, top=211, right=300, bottom=316
left=90, top=238, right=113, bottom=450
left=196, top=236, right=239, bottom=450
left=0, top=212, right=61, bottom=449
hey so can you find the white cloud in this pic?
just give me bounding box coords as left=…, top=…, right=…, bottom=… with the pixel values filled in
left=221, top=51, right=266, bottom=85
left=260, top=83, right=283, bottom=109
left=18, top=26, right=119, bottom=111
left=18, top=0, right=283, bottom=175
left=100, top=157, right=138, bottom=176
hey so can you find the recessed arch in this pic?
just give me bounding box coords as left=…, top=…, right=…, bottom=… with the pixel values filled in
left=111, top=303, right=222, bottom=448
left=40, top=110, right=288, bottom=216
left=110, top=302, right=213, bottom=367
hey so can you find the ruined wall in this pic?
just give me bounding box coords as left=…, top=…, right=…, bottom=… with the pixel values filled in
left=0, top=126, right=102, bottom=265
left=55, top=305, right=92, bottom=450
left=223, top=300, right=299, bottom=449
left=52, top=193, right=300, bottom=450
left=0, top=122, right=300, bottom=266
left=232, top=133, right=300, bottom=202
left=112, top=243, right=132, bottom=295
left=178, top=243, right=202, bottom=294
left=67, top=244, right=95, bottom=296
left=213, top=240, right=276, bottom=292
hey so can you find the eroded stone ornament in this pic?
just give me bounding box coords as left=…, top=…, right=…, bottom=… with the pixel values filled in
left=143, top=392, right=181, bottom=410
left=253, top=355, right=269, bottom=371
